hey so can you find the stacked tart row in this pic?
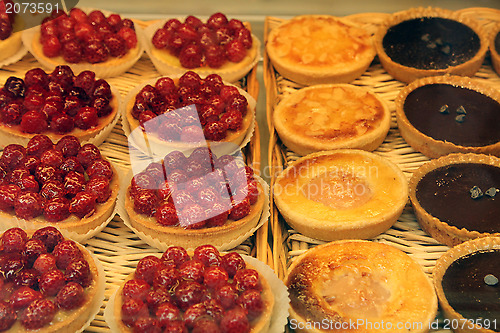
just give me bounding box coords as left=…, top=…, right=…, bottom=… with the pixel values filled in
left=0, top=7, right=260, bottom=81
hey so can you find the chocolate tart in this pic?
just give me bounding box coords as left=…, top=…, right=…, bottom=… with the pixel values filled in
left=409, top=153, right=500, bottom=247
left=286, top=240, right=437, bottom=333
left=266, top=15, right=376, bottom=85
left=490, top=24, right=500, bottom=77
left=110, top=248, right=274, bottom=332
left=396, top=75, right=500, bottom=158
left=273, top=149, right=408, bottom=241
left=0, top=227, right=103, bottom=332
left=273, top=84, right=390, bottom=156
left=374, top=7, right=488, bottom=83
left=434, top=237, right=500, bottom=333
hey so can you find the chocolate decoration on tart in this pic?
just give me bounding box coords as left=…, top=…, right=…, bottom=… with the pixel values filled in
left=410, top=153, right=500, bottom=247
left=375, top=7, right=488, bottom=83
left=396, top=75, right=500, bottom=158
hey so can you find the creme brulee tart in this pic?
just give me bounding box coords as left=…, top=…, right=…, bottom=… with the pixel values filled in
left=273, top=149, right=408, bottom=241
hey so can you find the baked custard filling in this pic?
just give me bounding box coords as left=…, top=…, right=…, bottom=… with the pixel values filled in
left=442, top=249, right=500, bottom=332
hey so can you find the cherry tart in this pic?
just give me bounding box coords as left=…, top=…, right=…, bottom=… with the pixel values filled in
left=0, top=134, right=119, bottom=236
left=111, top=245, right=274, bottom=333
left=124, top=71, right=255, bottom=151
left=23, top=8, right=144, bottom=78
left=124, top=147, right=266, bottom=250
left=0, top=65, right=119, bottom=146
left=0, top=226, right=103, bottom=332
left=0, top=1, right=24, bottom=65
left=145, top=13, right=260, bottom=82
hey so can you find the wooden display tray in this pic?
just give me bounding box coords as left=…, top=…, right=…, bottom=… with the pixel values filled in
left=0, top=19, right=268, bottom=332
left=264, top=8, right=500, bottom=333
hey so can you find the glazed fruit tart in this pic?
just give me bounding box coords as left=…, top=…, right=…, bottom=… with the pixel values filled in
left=107, top=245, right=276, bottom=333
left=434, top=237, right=500, bottom=333
left=123, top=71, right=255, bottom=153
left=0, top=134, right=119, bottom=238
left=273, top=84, right=391, bottom=155
left=273, top=149, right=408, bottom=241
left=286, top=240, right=437, bottom=333
left=123, top=146, right=266, bottom=250
left=396, top=75, right=500, bottom=158
left=266, top=15, right=376, bottom=85
left=374, top=7, right=489, bottom=83
left=22, top=8, right=144, bottom=78
left=145, top=12, right=260, bottom=82
left=0, top=0, right=25, bottom=66
left=409, top=153, right=500, bottom=247
left=0, top=226, right=104, bottom=332
left=0, top=65, right=119, bottom=146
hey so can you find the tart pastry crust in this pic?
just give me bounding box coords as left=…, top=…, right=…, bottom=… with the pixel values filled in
left=273, top=84, right=390, bottom=155
left=433, top=236, right=500, bottom=333
left=266, top=15, right=376, bottom=85
left=409, top=153, right=500, bottom=247
left=490, top=24, right=500, bottom=77
left=374, top=7, right=489, bottom=83
left=396, top=75, right=500, bottom=158
left=273, top=149, right=408, bottom=241
left=286, top=240, right=437, bottom=333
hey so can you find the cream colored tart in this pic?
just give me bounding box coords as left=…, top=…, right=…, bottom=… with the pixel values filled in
left=286, top=240, right=437, bottom=333
left=374, top=7, right=489, bottom=83
left=434, top=237, right=500, bottom=333
left=396, top=75, right=500, bottom=158
left=0, top=94, right=118, bottom=147
left=273, top=84, right=390, bottom=155
left=273, top=149, right=408, bottom=241
left=490, top=23, right=500, bottom=77
left=409, top=153, right=500, bottom=247
left=266, top=15, right=376, bottom=85
left=125, top=181, right=265, bottom=250
left=112, top=252, right=274, bottom=332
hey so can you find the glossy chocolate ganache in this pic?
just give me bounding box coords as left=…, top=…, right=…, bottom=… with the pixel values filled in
left=416, top=163, right=500, bottom=234
left=404, top=84, right=500, bottom=147
left=442, top=249, right=500, bottom=332
left=382, top=17, right=480, bottom=70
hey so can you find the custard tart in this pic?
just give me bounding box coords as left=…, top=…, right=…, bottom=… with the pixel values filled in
left=375, top=7, right=489, bottom=83
left=273, top=84, right=390, bottom=155
left=286, top=240, right=437, bottom=333
left=273, top=149, right=408, bottom=241
left=396, top=75, right=500, bottom=158
left=266, top=15, right=376, bottom=85
left=434, top=237, right=500, bottom=333
left=409, top=153, right=500, bottom=247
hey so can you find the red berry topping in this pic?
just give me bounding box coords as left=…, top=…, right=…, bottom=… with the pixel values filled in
left=55, top=282, right=85, bottom=310
left=20, top=110, right=48, bottom=134
left=203, top=266, right=229, bottom=289
left=156, top=301, right=181, bottom=327
left=194, top=245, right=221, bottom=267
left=23, top=238, right=47, bottom=266
left=121, top=298, right=148, bottom=327
left=161, top=246, right=189, bottom=267
left=1, top=228, right=28, bottom=253
left=86, top=158, right=113, bottom=179
left=20, top=299, right=56, bottom=329
left=39, top=269, right=65, bottom=296
left=14, top=191, right=44, bottom=219
left=174, top=281, right=206, bottom=311
left=135, top=256, right=164, bottom=285
left=219, top=307, right=250, bottom=333
left=52, top=239, right=83, bottom=270
left=55, top=135, right=81, bottom=157
left=69, top=191, right=97, bottom=218
left=0, top=301, right=16, bottom=331
left=145, top=288, right=171, bottom=313
left=178, top=259, right=205, bottom=284
left=122, top=279, right=150, bottom=302
left=33, top=253, right=57, bottom=274
left=85, top=177, right=111, bottom=203
left=64, top=258, right=91, bottom=287
left=9, top=286, right=43, bottom=310
left=31, top=226, right=64, bottom=252
left=215, top=283, right=238, bottom=309
left=134, top=317, right=162, bottom=333
left=153, top=266, right=180, bottom=291
left=221, top=252, right=246, bottom=278
left=0, top=184, right=21, bottom=211
left=76, top=143, right=101, bottom=168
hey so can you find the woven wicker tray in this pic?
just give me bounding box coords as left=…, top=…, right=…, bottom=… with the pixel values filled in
left=264, top=8, right=500, bottom=333
left=0, top=19, right=269, bottom=332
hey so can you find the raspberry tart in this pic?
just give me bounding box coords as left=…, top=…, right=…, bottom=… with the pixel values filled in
left=124, top=71, right=255, bottom=153
left=266, top=15, right=376, bottom=85
left=0, top=134, right=119, bottom=237
left=286, top=240, right=437, bottom=333
left=374, top=7, right=489, bottom=83
left=110, top=245, right=275, bottom=333
left=145, top=13, right=260, bottom=82
left=273, top=149, right=408, bottom=241
left=123, top=147, right=266, bottom=250
left=396, top=75, right=500, bottom=158
left=409, top=153, right=500, bottom=247
left=0, top=1, right=24, bottom=66
left=23, top=8, right=144, bottom=78
left=273, top=84, right=390, bottom=155
left=0, top=65, right=119, bottom=146
left=0, top=226, right=103, bottom=332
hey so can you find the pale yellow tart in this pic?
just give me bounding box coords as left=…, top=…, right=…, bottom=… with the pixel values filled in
left=286, top=240, right=437, bottom=333
left=124, top=181, right=265, bottom=250
left=113, top=258, right=274, bottom=332
left=266, top=15, right=376, bottom=85
left=273, top=149, right=408, bottom=241
left=273, top=84, right=390, bottom=155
